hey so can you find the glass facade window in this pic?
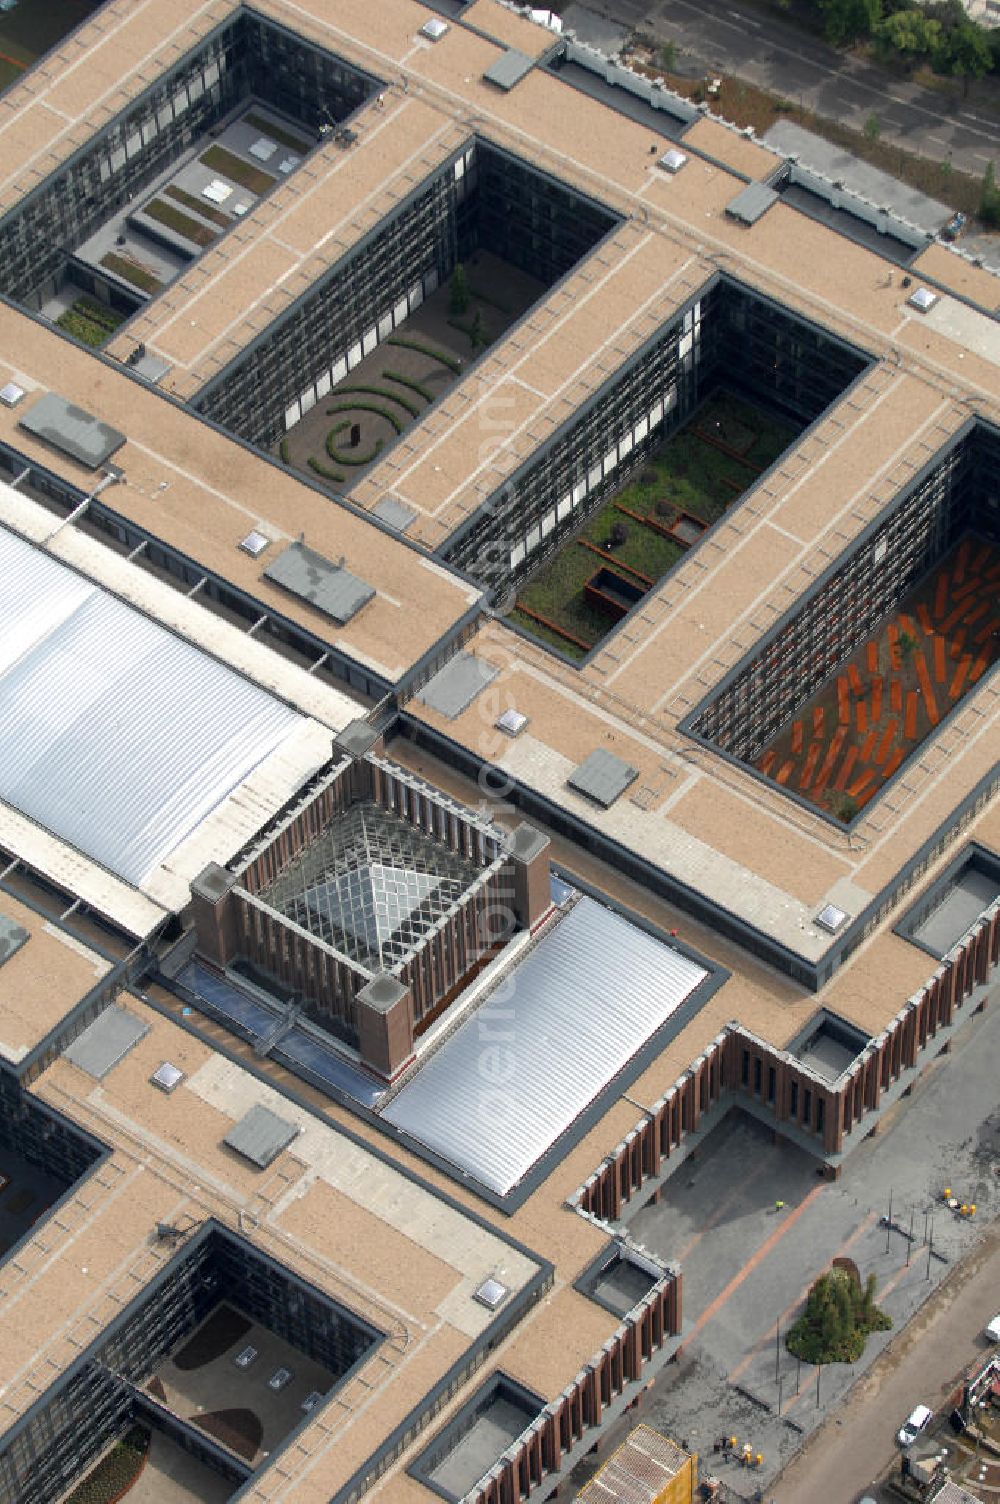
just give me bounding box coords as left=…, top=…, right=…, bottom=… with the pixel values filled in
left=194, top=141, right=619, bottom=449
left=442, top=277, right=868, bottom=591
left=0, top=13, right=378, bottom=312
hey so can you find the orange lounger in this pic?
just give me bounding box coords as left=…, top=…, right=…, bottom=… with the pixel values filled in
left=874, top=720, right=897, bottom=765
left=949, top=655, right=972, bottom=700
left=812, top=705, right=824, bottom=739
left=866, top=641, right=878, bottom=675
left=870, top=675, right=883, bottom=724
left=759, top=749, right=776, bottom=776
left=799, top=740, right=822, bottom=791
left=776, top=760, right=794, bottom=786
left=917, top=603, right=934, bottom=636
left=847, top=662, right=863, bottom=696
left=833, top=745, right=859, bottom=792
left=951, top=626, right=967, bottom=659
left=914, top=653, right=939, bottom=726
left=856, top=697, right=867, bottom=736
left=791, top=720, right=804, bottom=756
left=933, top=634, right=947, bottom=685
left=848, top=768, right=877, bottom=800
left=882, top=745, right=905, bottom=780
left=904, top=690, right=919, bottom=741
left=837, top=676, right=851, bottom=725
left=890, top=678, right=903, bottom=714
left=970, top=647, right=992, bottom=684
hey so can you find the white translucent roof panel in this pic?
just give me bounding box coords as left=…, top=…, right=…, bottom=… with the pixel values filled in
left=382, top=897, right=709, bottom=1196
left=0, top=528, right=301, bottom=885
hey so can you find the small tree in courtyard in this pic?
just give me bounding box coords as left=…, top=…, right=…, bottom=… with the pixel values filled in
left=450, top=262, right=470, bottom=317
left=787, top=1267, right=891, bottom=1364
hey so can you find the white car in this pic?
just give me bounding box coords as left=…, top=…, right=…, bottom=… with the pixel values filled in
left=986, top=1314, right=1000, bottom=1343
left=233, top=1344, right=258, bottom=1369
left=268, top=1366, right=294, bottom=1391
left=898, top=1404, right=933, bottom=1447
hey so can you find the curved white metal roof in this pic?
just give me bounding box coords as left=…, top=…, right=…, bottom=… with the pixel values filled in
left=0, top=527, right=301, bottom=885
left=382, top=896, right=709, bottom=1196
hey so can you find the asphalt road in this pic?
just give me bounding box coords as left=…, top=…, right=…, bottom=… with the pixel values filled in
left=587, top=0, right=1000, bottom=179
left=769, top=1224, right=1000, bottom=1503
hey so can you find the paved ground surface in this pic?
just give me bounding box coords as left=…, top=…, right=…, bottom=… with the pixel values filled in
left=770, top=1224, right=1000, bottom=1503
left=127, top=1430, right=234, bottom=1504
left=617, top=988, right=1000, bottom=1499
left=579, top=0, right=1000, bottom=182
left=762, top=119, right=953, bottom=234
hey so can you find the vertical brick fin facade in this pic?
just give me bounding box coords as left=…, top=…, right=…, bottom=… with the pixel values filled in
left=573, top=901, right=997, bottom=1220
left=466, top=1274, right=681, bottom=1504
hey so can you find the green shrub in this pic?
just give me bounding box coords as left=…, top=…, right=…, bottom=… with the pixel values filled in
left=279, top=437, right=291, bottom=464
left=243, top=111, right=310, bottom=153
left=142, top=196, right=216, bottom=247
left=336, top=383, right=421, bottom=418
left=308, top=455, right=345, bottom=482
left=382, top=369, right=434, bottom=402
left=57, top=297, right=125, bottom=347
left=328, top=438, right=384, bottom=466
left=326, top=401, right=404, bottom=435
left=449, top=262, right=470, bottom=317
left=386, top=334, right=461, bottom=374
left=65, top=1426, right=149, bottom=1504
left=100, top=253, right=162, bottom=294
left=787, top=1268, right=891, bottom=1365
left=199, top=144, right=275, bottom=195
left=164, top=184, right=231, bottom=229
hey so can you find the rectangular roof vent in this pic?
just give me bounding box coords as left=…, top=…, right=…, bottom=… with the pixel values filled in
left=372, top=495, right=417, bottom=533
left=726, top=182, right=779, bottom=226
left=496, top=707, right=528, bottom=737
left=0, top=382, right=25, bottom=408
left=150, top=1061, right=185, bottom=1093
left=420, top=17, right=449, bottom=41
left=417, top=652, right=500, bottom=719
left=658, top=149, right=688, bottom=174
left=0, top=912, right=29, bottom=968
left=64, top=1005, right=149, bottom=1079
left=907, top=286, right=939, bottom=313
left=239, top=529, right=270, bottom=558
left=224, top=1103, right=299, bottom=1169
left=483, top=48, right=535, bottom=91
left=567, top=748, right=638, bottom=808
left=19, top=392, right=126, bottom=469
left=263, top=541, right=374, bottom=624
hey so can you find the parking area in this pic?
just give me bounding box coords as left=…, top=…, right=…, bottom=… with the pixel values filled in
left=620, top=988, right=1000, bottom=1497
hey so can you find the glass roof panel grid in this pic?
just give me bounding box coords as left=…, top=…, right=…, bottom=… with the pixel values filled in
left=261, top=802, right=483, bottom=969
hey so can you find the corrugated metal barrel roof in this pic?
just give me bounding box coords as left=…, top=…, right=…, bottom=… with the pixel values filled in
left=382, top=896, right=708, bottom=1196
left=0, top=527, right=301, bottom=886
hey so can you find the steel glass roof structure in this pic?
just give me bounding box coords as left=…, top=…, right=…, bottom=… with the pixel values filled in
left=262, top=801, right=480, bottom=969
left=382, top=897, right=709, bottom=1196
left=0, top=527, right=301, bottom=885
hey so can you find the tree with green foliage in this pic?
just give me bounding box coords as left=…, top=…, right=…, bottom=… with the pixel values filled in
left=981, top=160, right=1000, bottom=227
left=449, top=262, right=470, bottom=318
left=788, top=1267, right=892, bottom=1364
left=469, top=308, right=489, bottom=350
left=936, top=21, right=992, bottom=94
left=864, top=112, right=881, bottom=142
left=875, top=9, right=943, bottom=65
left=819, top=0, right=882, bottom=46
